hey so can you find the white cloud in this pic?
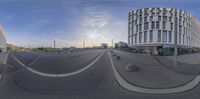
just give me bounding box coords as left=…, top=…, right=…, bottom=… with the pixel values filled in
left=70, top=6, right=127, bottom=47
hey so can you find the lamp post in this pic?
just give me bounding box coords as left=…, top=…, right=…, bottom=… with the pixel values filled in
left=174, top=17, right=178, bottom=66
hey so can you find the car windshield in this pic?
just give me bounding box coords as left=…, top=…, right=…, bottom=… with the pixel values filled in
left=0, top=0, right=200, bottom=99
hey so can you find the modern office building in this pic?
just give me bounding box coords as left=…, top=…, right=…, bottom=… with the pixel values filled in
left=0, top=26, right=6, bottom=53
left=115, top=41, right=128, bottom=48
left=128, top=7, right=200, bottom=55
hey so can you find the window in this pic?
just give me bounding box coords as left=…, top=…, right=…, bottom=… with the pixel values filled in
left=169, top=17, right=172, bottom=22
left=139, top=32, right=142, bottom=43
left=179, top=25, right=182, bottom=32
left=162, top=30, right=167, bottom=42
left=144, top=13, right=149, bottom=17
left=169, top=31, right=172, bottom=43
left=129, top=36, right=132, bottom=44
left=149, top=30, right=153, bottom=42
left=135, top=33, right=137, bottom=43
left=158, top=16, right=161, bottom=21
left=156, top=21, right=160, bottom=29
left=150, top=16, right=153, bottom=21
left=135, top=19, right=137, bottom=24
left=170, top=23, right=173, bottom=30
left=144, top=22, right=148, bottom=30
left=139, top=24, right=142, bottom=31
left=152, top=12, right=155, bottom=16
left=139, top=18, right=142, bottom=23
left=144, top=31, right=147, bottom=43
left=157, top=12, right=160, bottom=16
left=163, top=16, right=167, bottom=21
left=151, top=21, right=155, bottom=29
left=129, top=28, right=131, bottom=35
left=179, top=34, right=181, bottom=44
left=136, top=25, right=138, bottom=32
left=158, top=30, right=161, bottom=42
left=183, top=35, right=185, bottom=44
left=162, top=22, right=166, bottom=29
left=132, top=35, right=134, bottom=44
left=144, top=17, right=148, bottom=22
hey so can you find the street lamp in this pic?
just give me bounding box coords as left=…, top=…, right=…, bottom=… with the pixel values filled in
left=174, top=17, right=178, bottom=66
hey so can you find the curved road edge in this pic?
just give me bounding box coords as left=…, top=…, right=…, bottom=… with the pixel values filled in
left=108, top=51, right=200, bottom=94
left=11, top=50, right=105, bottom=78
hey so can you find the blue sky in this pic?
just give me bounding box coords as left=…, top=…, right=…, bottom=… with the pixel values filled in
left=0, top=0, right=200, bottom=48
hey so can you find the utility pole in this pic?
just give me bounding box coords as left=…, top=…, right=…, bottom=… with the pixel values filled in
left=174, top=17, right=178, bottom=66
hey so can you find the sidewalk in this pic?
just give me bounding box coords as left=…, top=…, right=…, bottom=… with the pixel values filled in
left=164, top=53, right=200, bottom=65
left=0, top=53, right=8, bottom=64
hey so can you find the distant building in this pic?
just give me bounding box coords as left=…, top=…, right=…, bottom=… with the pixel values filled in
left=128, top=7, right=200, bottom=55
left=0, top=26, right=6, bottom=53
left=117, top=41, right=128, bottom=48
left=100, top=43, right=108, bottom=48
left=7, top=44, right=26, bottom=52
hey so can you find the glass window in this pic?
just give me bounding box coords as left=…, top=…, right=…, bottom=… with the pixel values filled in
left=170, top=23, right=173, bottom=30
left=179, top=25, right=182, bottom=32
left=144, top=17, right=148, bottom=22
left=158, top=16, right=161, bottom=21
left=135, top=33, right=137, bottom=43
left=151, top=21, right=155, bottom=29
left=149, top=30, right=153, bottom=42
left=158, top=30, right=161, bottom=42
left=132, top=35, right=134, bottom=44
left=136, top=25, right=138, bottom=32
left=139, top=24, right=142, bottom=31
left=179, top=34, right=181, bottom=44
left=162, top=22, right=166, bottom=29
left=129, top=36, right=132, bottom=44
left=150, top=16, right=153, bottom=21
left=162, top=30, right=167, bottom=42
left=152, top=12, right=155, bottom=16
left=156, top=21, right=160, bottom=29
left=163, top=16, right=167, bottom=21
left=169, top=31, right=172, bottom=43
left=144, top=31, right=147, bottom=43
left=183, top=35, right=185, bottom=44
left=144, top=13, right=148, bottom=17
left=169, top=17, right=172, bottom=22
left=144, top=22, right=148, bottom=30
left=139, top=32, right=142, bottom=43
left=139, top=18, right=142, bottom=23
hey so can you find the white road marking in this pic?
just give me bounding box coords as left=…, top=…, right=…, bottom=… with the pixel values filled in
left=3, top=53, right=9, bottom=64
left=108, top=51, right=200, bottom=94
left=11, top=51, right=104, bottom=78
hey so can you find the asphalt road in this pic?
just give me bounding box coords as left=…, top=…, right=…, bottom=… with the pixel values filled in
left=0, top=49, right=200, bottom=99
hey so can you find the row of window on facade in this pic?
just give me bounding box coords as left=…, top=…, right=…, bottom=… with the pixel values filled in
left=129, top=30, right=195, bottom=45
left=129, top=21, right=196, bottom=36
left=129, top=30, right=171, bottom=44
left=130, top=21, right=174, bottom=32
left=129, top=8, right=190, bottom=19
left=129, top=15, right=192, bottom=26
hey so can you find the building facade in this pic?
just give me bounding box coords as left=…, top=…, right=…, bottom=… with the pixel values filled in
left=128, top=7, right=200, bottom=55
left=116, top=41, right=128, bottom=48
left=0, top=26, right=6, bottom=53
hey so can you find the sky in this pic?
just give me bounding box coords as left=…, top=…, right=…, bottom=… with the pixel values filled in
left=0, top=0, right=200, bottom=48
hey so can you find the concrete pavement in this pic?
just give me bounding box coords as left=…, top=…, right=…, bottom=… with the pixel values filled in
left=1, top=49, right=200, bottom=98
